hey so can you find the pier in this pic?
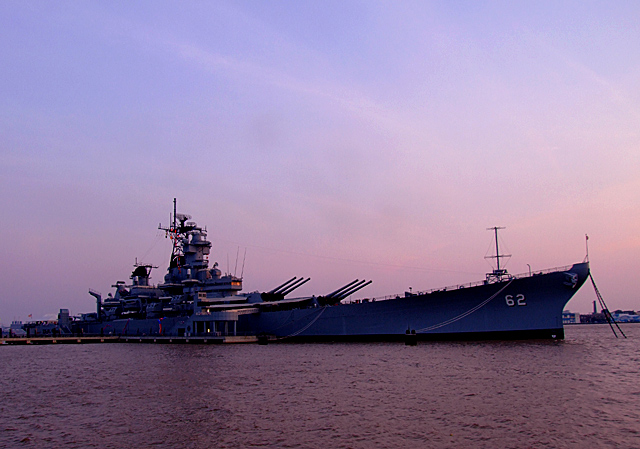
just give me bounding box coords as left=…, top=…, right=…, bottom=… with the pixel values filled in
left=0, top=335, right=259, bottom=345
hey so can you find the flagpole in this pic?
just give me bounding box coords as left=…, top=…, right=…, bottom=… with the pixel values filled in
left=585, top=234, right=589, bottom=263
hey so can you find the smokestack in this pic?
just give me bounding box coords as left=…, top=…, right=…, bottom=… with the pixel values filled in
left=89, top=290, right=102, bottom=320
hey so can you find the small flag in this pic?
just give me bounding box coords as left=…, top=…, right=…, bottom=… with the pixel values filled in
left=28, top=314, right=32, bottom=318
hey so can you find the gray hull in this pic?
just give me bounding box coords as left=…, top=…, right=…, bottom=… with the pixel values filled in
left=244, top=262, right=590, bottom=341
left=79, top=263, right=588, bottom=341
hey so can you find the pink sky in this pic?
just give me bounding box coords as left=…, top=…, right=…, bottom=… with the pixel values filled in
left=1, top=1, right=639, bottom=323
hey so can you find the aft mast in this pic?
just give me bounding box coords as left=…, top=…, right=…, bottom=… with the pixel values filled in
left=485, top=226, right=511, bottom=282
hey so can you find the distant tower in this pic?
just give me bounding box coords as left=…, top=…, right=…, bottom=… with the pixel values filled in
left=593, top=300, right=597, bottom=314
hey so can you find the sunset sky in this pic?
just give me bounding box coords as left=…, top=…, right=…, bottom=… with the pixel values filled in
left=2, top=1, right=639, bottom=324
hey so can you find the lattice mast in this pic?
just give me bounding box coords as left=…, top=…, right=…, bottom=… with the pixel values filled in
left=485, top=226, right=511, bottom=281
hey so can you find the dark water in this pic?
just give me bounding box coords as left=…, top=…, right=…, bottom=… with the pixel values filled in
left=1, top=324, right=639, bottom=449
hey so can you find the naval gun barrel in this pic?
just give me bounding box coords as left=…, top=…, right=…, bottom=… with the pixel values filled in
left=269, top=277, right=298, bottom=294
left=325, top=279, right=360, bottom=299
left=279, top=277, right=311, bottom=296
left=335, top=280, right=372, bottom=300
left=334, top=279, right=367, bottom=299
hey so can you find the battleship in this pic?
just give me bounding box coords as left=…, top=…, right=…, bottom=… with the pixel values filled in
left=65, top=200, right=589, bottom=341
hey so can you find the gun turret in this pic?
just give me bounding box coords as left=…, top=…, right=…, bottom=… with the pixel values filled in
left=279, top=277, right=311, bottom=296
left=268, top=277, right=298, bottom=294
left=262, top=276, right=310, bottom=302
left=334, top=280, right=372, bottom=300
left=325, top=279, right=360, bottom=299
left=318, top=279, right=372, bottom=306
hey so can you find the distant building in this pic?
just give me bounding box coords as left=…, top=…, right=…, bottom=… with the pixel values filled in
left=8, top=321, right=27, bottom=337
left=578, top=307, right=640, bottom=324
left=611, top=310, right=640, bottom=323
left=562, top=310, right=580, bottom=324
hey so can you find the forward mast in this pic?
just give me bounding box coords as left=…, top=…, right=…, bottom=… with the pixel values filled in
left=485, top=226, right=511, bottom=282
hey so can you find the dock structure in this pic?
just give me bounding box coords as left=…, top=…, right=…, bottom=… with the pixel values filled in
left=0, top=335, right=259, bottom=345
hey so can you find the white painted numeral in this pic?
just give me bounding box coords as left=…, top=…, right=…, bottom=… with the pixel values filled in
left=505, top=294, right=526, bottom=307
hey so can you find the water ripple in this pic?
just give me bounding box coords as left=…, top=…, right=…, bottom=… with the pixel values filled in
left=1, top=324, right=639, bottom=448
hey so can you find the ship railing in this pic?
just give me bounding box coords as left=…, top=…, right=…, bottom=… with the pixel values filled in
left=347, top=264, right=575, bottom=303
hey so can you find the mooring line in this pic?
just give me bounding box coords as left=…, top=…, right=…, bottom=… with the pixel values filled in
left=590, top=272, right=626, bottom=338
left=276, top=307, right=327, bottom=340
left=416, top=279, right=514, bottom=332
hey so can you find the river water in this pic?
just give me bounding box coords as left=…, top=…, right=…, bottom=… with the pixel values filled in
left=1, top=324, right=638, bottom=449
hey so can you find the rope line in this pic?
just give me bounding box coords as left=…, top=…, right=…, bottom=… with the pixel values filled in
left=263, top=309, right=296, bottom=332
left=416, top=279, right=514, bottom=333
left=590, top=272, right=626, bottom=338
left=276, top=307, right=327, bottom=340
